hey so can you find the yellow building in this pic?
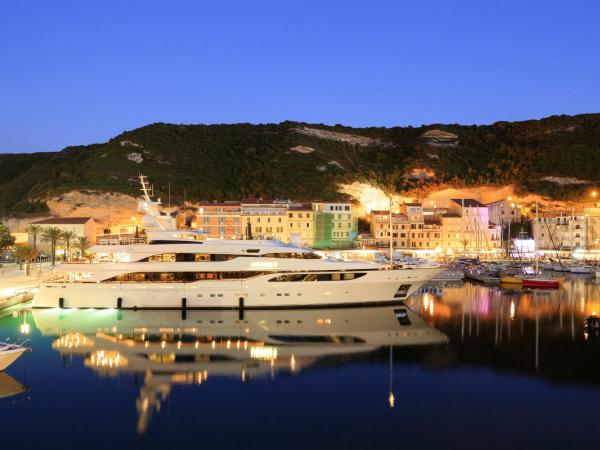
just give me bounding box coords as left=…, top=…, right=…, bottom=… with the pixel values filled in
left=241, top=200, right=288, bottom=241
left=287, top=203, right=314, bottom=247
left=440, top=199, right=501, bottom=254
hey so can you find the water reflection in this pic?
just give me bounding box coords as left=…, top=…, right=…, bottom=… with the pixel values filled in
left=31, top=306, right=447, bottom=433
left=0, top=372, right=28, bottom=400
left=409, top=276, right=600, bottom=384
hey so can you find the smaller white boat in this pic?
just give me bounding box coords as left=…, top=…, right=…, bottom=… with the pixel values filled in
left=0, top=341, right=29, bottom=371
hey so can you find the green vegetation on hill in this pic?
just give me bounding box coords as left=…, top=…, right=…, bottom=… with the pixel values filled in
left=1, top=113, right=600, bottom=215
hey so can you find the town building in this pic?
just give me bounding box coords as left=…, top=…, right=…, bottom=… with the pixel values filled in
left=487, top=199, right=522, bottom=225
left=28, top=217, right=96, bottom=249
left=312, top=202, right=357, bottom=249
left=287, top=204, right=314, bottom=247
left=532, top=213, right=587, bottom=250
left=195, top=202, right=242, bottom=239
left=241, top=200, right=289, bottom=241
left=440, top=199, right=501, bottom=254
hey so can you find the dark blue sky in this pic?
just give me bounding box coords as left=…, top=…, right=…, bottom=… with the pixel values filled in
left=1, top=0, right=599, bottom=153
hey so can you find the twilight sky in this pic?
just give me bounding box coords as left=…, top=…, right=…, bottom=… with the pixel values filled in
left=1, top=0, right=599, bottom=153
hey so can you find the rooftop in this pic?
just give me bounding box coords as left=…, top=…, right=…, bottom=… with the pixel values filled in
left=450, top=198, right=485, bottom=208
left=30, top=217, right=93, bottom=225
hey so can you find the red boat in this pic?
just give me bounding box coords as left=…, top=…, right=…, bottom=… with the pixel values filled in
left=522, top=277, right=561, bottom=289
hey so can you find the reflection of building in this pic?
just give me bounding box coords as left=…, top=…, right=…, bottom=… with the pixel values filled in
left=34, top=306, right=446, bottom=434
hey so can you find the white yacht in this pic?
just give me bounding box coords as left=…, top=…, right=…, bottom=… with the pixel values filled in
left=32, top=176, right=444, bottom=310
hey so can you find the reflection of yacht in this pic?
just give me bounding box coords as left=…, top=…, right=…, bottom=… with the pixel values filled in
left=0, top=372, right=28, bottom=399
left=32, top=176, right=443, bottom=309
left=0, top=341, right=29, bottom=371
left=33, top=306, right=447, bottom=433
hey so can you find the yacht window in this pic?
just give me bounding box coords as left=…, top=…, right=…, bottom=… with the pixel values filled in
left=394, top=284, right=411, bottom=298
left=261, top=252, right=321, bottom=259
left=268, top=273, right=365, bottom=282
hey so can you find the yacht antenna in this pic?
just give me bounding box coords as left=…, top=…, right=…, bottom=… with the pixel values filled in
left=139, top=174, right=152, bottom=202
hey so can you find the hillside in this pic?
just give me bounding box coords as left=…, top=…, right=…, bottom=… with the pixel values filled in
left=1, top=114, right=600, bottom=215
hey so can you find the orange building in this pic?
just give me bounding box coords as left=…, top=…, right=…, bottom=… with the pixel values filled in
left=195, top=202, right=242, bottom=239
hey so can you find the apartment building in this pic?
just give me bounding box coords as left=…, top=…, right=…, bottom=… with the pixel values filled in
left=532, top=213, right=587, bottom=250
left=440, top=199, right=501, bottom=253
left=487, top=199, right=522, bottom=225
left=195, top=202, right=242, bottom=239
left=287, top=203, right=314, bottom=247
left=241, top=200, right=289, bottom=241
left=313, top=202, right=358, bottom=248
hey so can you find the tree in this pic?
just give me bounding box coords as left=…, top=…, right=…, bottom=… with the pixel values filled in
left=25, top=224, right=42, bottom=252
left=41, top=227, right=62, bottom=265
left=12, top=245, right=39, bottom=275
left=73, top=236, right=91, bottom=261
left=60, top=230, right=77, bottom=262
left=0, top=222, right=15, bottom=250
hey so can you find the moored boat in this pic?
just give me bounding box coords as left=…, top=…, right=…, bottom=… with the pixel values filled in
left=522, top=277, right=561, bottom=289
left=500, top=276, right=523, bottom=285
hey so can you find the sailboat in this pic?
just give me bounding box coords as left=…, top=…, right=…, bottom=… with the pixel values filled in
left=523, top=201, right=562, bottom=289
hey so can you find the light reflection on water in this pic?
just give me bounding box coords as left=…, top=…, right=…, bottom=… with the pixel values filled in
left=2, top=276, right=600, bottom=450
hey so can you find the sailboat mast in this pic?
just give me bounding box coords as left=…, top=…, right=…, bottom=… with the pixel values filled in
left=535, top=200, right=539, bottom=273
left=389, top=196, right=393, bottom=269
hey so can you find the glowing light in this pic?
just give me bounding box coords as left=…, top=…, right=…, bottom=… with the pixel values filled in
left=250, top=261, right=278, bottom=269
left=161, top=340, right=166, bottom=349
left=211, top=340, right=216, bottom=349
left=20, top=323, right=30, bottom=334
left=388, top=392, right=395, bottom=409
left=250, top=346, right=278, bottom=360
left=290, top=354, right=297, bottom=371
left=510, top=300, right=516, bottom=320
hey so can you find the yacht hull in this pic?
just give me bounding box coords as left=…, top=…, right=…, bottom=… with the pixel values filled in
left=31, top=267, right=442, bottom=309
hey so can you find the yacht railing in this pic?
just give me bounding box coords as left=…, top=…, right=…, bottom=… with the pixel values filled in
left=96, top=236, right=147, bottom=245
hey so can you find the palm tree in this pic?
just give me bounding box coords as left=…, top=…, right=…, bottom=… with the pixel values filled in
left=60, top=230, right=77, bottom=262
left=41, top=227, right=62, bottom=265
left=12, top=245, right=39, bottom=275
left=73, top=236, right=91, bottom=261
left=25, top=224, right=42, bottom=252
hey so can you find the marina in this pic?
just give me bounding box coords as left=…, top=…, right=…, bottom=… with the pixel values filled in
left=2, top=275, right=600, bottom=449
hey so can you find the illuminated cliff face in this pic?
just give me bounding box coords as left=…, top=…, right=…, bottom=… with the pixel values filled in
left=339, top=181, right=580, bottom=219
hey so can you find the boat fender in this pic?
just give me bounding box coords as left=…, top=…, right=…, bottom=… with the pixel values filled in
left=239, top=297, right=245, bottom=321
left=117, top=297, right=123, bottom=309
left=58, top=297, right=64, bottom=309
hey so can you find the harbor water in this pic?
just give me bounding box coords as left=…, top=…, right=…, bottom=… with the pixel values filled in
left=2, top=275, right=600, bottom=450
